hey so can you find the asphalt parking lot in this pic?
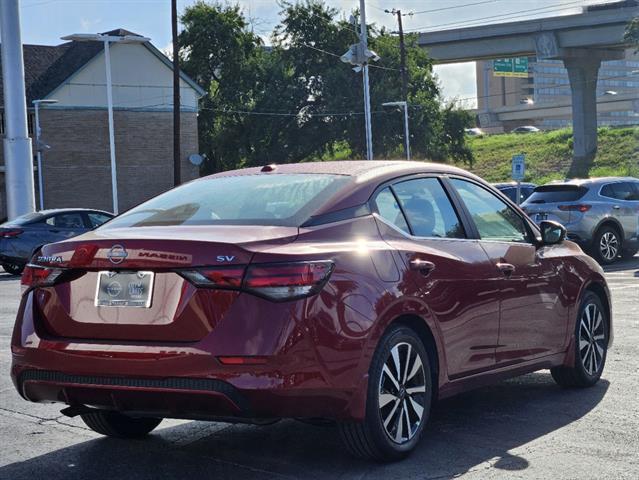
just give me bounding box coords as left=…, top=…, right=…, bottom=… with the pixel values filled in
left=0, top=258, right=637, bottom=480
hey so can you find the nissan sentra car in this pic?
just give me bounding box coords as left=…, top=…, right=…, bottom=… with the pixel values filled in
left=11, top=161, right=612, bottom=461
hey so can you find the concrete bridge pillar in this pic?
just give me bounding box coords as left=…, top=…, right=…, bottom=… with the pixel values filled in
left=559, top=48, right=625, bottom=178
left=563, top=56, right=601, bottom=177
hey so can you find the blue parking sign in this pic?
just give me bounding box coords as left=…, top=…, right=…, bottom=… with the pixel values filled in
left=512, top=154, right=525, bottom=181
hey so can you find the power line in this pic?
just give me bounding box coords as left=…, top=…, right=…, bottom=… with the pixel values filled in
left=412, top=0, right=502, bottom=16
left=404, top=1, right=586, bottom=32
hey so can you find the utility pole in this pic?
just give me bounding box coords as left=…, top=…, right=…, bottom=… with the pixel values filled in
left=171, top=0, right=181, bottom=186
left=360, top=0, right=373, bottom=160
left=1, top=0, right=35, bottom=220
left=396, top=10, right=408, bottom=102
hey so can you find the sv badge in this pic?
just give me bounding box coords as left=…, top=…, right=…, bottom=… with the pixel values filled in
left=216, top=255, right=236, bottom=262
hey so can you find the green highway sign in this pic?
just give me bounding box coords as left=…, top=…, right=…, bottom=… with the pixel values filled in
left=493, top=57, right=529, bottom=78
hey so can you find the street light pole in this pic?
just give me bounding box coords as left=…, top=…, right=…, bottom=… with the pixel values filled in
left=32, top=99, right=58, bottom=210
left=382, top=101, right=410, bottom=160
left=359, top=0, right=373, bottom=160
left=60, top=33, right=150, bottom=215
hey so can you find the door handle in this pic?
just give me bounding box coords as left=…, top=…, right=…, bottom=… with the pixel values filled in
left=612, top=205, right=620, bottom=210
left=409, top=259, right=435, bottom=276
left=497, top=262, right=515, bottom=277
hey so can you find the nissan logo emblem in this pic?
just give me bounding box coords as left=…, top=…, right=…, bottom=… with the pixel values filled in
left=107, top=244, right=128, bottom=265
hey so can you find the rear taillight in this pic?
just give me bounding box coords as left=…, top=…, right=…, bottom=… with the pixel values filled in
left=0, top=228, right=23, bottom=238
left=20, top=264, right=64, bottom=295
left=244, top=262, right=334, bottom=301
left=179, top=267, right=245, bottom=289
left=558, top=204, right=591, bottom=212
left=179, top=261, right=334, bottom=302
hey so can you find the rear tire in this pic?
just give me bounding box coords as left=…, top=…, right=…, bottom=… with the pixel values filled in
left=551, top=291, right=608, bottom=388
left=81, top=410, right=162, bottom=438
left=338, top=325, right=432, bottom=462
left=592, top=226, right=621, bottom=265
left=2, top=263, right=24, bottom=275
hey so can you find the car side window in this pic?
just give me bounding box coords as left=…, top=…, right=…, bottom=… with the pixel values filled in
left=451, top=179, right=529, bottom=243
left=392, top=178, right=465, bottom=238
left=614, top=182, right=639, bottom=201
left=373, top=188, right=410, bottom=233
left=46, top=213, right=85, bottom=229
left=88, top=213, right=112, bottom=228
left=600, top=183, right=615, bottom=199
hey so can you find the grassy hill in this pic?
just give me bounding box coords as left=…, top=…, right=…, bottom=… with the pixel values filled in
left=461, top=126, right=639, bottom=184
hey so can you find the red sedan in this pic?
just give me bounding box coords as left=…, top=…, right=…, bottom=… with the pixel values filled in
left=11, top=161, right=612, bottom=461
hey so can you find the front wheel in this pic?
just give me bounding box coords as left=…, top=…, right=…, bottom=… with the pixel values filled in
left=551, top=291, right=608, bottom=388
left=339, top=325, right=432, bottom=462
left=592, top=226, right=621, bottom=265
left=81, top=410, right=162, bottom=438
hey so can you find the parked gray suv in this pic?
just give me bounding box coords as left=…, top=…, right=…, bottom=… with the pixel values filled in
left=522, top=177, right=639, bottom=264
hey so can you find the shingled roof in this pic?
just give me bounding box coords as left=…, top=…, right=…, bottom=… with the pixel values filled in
left=0, top=29, right=204, bottom=107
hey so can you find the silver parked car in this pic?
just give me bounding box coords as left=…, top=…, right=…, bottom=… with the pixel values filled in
left=522, top=177, right=639, bottom=264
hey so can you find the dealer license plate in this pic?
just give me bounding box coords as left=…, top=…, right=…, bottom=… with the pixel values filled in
left=95, top=271, right=154, bottom=308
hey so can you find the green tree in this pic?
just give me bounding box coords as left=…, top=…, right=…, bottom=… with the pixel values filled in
left=179, top=0, right=473, bottom=174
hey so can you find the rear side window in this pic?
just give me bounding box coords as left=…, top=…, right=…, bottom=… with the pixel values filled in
left=452, top=179, right=529, bottom=243
left=526, top=185, right=587, bottom=204
left=601, top=182, right=639, bottom=201
left=46, top=213, right=85, bottom=229
left=392, top=178, right=465, bottom=238
left=103, top=174, right=350, bottom=228
left=0, top=212, right=42, bottom=227
left=373, top=188, right=410, bottom=233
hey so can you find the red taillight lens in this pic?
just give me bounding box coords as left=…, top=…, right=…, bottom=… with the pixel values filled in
left=20, top=264, right=63, bottom=294
left=558, top=204, right=591, bottom=212
left=218, top=356, right=268, bottom=365
left=179, top=267, right=245, bottom=289
left=179, top=261, right=334, bottom=301
left=0, top=229, right=23, bottom=238
left=244, top=261, right=334, bottom=301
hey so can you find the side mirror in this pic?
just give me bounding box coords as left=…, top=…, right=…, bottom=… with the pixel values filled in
left=540, top=220, right=566, bottom=245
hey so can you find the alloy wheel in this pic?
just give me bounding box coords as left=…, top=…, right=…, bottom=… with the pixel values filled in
left=378, top=342, right=427, bottom=444
left=599, top=231, right=619, bottom=261
left=579, top=303, right=606, bottom=376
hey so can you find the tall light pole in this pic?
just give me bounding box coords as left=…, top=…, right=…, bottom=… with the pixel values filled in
left=1, top=0, right=35, bottom=220
left=32, top=99, right=58, bottom=210
left=382, top=101, right=410, bottom=160
left=60, top=33, right=150, bottom=215
left=359, top=0, right=373, bottom=160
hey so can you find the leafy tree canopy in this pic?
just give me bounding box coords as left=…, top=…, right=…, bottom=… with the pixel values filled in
left=179, top=0, right=474, bottom=174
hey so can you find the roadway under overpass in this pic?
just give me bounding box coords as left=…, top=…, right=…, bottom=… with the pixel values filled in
left=418, top=0, right=639, bottom=176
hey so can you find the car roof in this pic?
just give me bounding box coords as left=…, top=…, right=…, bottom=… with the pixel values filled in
left=493, top=182, right=536, bottom=188
left=204, top=160, right=483, bottom=217
left=36, top=208, right=114, bottom=216
left=546, top=177, right=639, bottom=187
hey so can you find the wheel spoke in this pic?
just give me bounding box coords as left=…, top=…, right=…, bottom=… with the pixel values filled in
left=593, top=333, right=605, bottom=341
left=403, top=400, right=412, bottom=439
left=383, top=398, right=400, bottom=428
left=408, top=396, right=424, bottom=419
left=406, top=385, right=426, bottom=395
left=394, top=403, right=404, bottom=442
left=402, top=344, right=412, bottom=384
left=593, top=311, right=602, bottom=332
left=391, top=346, right=402, bottom=383
left=382, top=364, right=400, bottom=391
left=379, top=393, right=397, bottom=408
left=406, top=355, right=423, bottom=383
left=579, top=338, right=590, bottom=351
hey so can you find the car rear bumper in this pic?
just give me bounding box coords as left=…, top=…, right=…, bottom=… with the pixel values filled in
left=10, top=292, right=370, bottom=422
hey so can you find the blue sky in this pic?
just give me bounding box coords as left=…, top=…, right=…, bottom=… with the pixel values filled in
left=19, top=0, right=612, bottom=104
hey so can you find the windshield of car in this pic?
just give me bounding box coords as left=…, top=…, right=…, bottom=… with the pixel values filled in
left=525, top=185, right=588, bottom=204
left=0, top=212, right=43, bottom=227
left=103, top=174, right=351, bottom=228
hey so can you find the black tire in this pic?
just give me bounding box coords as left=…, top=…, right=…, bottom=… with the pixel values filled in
left=81, top=410, right=162, bottom=438
left=2, top=263, right=24, bottom=275
left=338, top=325, right=432, bottom=462
left=551, top=291, right=608, bottom=388
left=591, top=225, right=621, bottom=265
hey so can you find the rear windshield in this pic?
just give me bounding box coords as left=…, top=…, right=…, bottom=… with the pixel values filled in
left=103, top=174, right=350, bottom=228
left=0, top=212, right=43, bottom=227
left=525, top=185, right=587, bottom=204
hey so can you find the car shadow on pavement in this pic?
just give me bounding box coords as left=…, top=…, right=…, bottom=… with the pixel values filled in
left=0, top=372, right=609, bottom=479
left=602, top=255, right=639, bottom=273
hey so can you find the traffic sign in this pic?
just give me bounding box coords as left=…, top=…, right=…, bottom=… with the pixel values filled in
left=512, top=154, right=525, bottom=181
left=493, top=57, right=529, bottom=78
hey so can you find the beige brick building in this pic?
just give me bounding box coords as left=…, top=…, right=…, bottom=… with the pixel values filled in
left=0, top=29, right=205, bottom=220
